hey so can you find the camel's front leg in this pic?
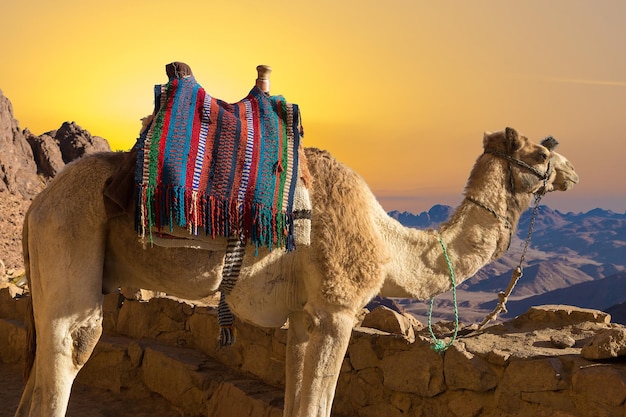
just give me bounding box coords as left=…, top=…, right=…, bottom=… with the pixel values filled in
left=295, top=302, right=356, bottom=417
left=284, top=311, right=309, bottom=417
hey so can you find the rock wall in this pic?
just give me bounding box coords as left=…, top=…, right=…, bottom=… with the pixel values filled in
left=1, top=288, right=625, bottom=417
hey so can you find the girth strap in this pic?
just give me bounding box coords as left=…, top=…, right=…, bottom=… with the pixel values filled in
left=217, top=236, right=245, bottom=346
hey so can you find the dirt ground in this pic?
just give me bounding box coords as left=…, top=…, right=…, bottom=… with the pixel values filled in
left=0, top=362, right=183, bottom=417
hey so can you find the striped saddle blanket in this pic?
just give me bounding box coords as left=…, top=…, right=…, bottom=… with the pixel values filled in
left=135, top=76, right=305, bottom=251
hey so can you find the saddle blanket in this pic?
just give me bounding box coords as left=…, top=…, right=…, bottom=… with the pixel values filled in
left=135, top=76, right=304, bottom=251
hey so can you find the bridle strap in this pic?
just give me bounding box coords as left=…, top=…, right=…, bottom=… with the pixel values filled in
left=465, top=196, right=513, bottom=251
left=484, top=149, right=551, bottom=181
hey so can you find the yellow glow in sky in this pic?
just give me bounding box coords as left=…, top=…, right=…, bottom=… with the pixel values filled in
left=2, top=0, right=625, bottom=213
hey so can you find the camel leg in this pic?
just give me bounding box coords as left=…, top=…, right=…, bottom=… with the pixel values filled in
left=284, top=311, right=310, bottom=417
left=15, top=291, right=103, bottom=417
left=15, top=215, right=105, bottom=417
left=295, top=303, right=355, bottom=417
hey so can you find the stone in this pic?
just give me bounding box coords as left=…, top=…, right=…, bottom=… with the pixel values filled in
left=116, top=297, right=187, bottom=343
left=141, top=345, right=213, bottom=415
left=501, top=358, right=567, bottom=392
left=0, top=318, right=26, bottom=363
left=361, top=305, right=416, bottom=339
left=127, top=340, right=145, bottom=368
left=484, top=349, right=511, bottom=366
left=581, top=328, right=626, bottom=359
left=496, top=358, right=566, bottom=413
left=349, top=336, right=381, bottom=370
left=444, top=343, right=498, bottom=392
left=358, top=403, right=403, bottom=417
left=572, top=364, right=626, bottom=407
left=77, top=338, right=130, bottom=393
left=355, top=367, right=385, bottom=403
left=381, top=347, right=446, bottom=397
left=102, top=291, right=123, bottom=333
left=0, top=287, right=28, bottom=320
left=448, top=391, right=484, bottom=417
left=550, top=333, right=576, bottom=349
left=513, top=305, right=611, bottom=328
left=204, top=379, right=283, bottom=417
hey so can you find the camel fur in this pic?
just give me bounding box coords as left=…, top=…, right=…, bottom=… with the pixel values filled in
left=14, top=127, right=578, bottom=417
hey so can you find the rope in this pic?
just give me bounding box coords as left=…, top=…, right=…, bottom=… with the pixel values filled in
left=427, top=233, right=459, bottom=353
left=476, top=189, right=546, bottom=330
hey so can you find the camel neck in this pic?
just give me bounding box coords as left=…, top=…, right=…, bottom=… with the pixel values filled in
left=378, top=157, right=531, bottom=300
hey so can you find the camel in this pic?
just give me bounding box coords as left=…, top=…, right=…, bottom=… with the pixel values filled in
left=14, top=126, right=578, bottom=417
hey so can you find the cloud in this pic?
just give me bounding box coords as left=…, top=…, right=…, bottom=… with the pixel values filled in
left=516, top=74, right=626, bottom=88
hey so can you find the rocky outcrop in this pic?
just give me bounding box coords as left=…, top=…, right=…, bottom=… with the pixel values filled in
left=52, top=121, right=110, bottom=164
left=24, top=130, right=65, bottom=178
left=0, top=90, right=41, bottom=198
left=25, top=122, right=111, bottom=179
left=0, top=90, right=111, bottom=194
left=2, top=289, right=625, bottom=417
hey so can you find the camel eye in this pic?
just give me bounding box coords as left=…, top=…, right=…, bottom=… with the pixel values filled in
left=537, top=151, right=549, bottom=162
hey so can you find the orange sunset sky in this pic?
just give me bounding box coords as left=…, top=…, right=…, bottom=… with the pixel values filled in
left=1, top=0, right=625, bottom=214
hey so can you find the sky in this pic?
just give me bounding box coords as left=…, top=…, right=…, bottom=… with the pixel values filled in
left=1, top=0, right=625, bottom=214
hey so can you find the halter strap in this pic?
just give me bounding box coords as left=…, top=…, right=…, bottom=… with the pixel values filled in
left=484, top=149, right=551, bottom=180
left=465, top=196, right=513, bottom=252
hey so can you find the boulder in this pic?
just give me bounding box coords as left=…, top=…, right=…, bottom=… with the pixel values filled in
left=361, top=305, right=420, bottom=339
left=510, top=305, right=611, bottom=328
left=581, top=328, right=626, bottom=359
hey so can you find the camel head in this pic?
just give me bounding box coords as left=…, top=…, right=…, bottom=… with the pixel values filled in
left=481, top=127, right=578, bottom=194
left=539, top=137, right=579, bottom=192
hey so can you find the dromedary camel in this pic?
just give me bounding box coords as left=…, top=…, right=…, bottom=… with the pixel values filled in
left=15, top=126, right=578, bottom=417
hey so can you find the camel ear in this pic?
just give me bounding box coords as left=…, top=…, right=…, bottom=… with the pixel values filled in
left=541, top=136, right=559, bottom=150
left=482, top=131, right=493, bottom=147
left=505, top=127, right=523, bottom=153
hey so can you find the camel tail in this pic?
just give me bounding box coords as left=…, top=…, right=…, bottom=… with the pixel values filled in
left=22, top=209, right=36, bottom=381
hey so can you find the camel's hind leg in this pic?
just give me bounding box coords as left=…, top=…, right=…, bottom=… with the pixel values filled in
left=15, top=207, right=106, bottom=417
left=15, top=262, right=104, bottom=417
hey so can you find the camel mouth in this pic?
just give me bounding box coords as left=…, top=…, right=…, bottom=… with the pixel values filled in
left=554, top=175, right=579, bottom=191
left=561, top=179, right=577, bottom=191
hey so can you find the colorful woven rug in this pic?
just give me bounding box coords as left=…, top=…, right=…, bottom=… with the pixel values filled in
left=135, top=76, right=303, bottom=251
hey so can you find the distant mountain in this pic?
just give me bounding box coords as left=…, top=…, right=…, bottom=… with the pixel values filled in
left=606, top=301, right=626, bottom=325
left=463, top=261, right=595, bottom=297
left=480, top=272, right=626, bottom=319
left=388, top=205, right=454, bottom=229
left=516, top=206, right=626, bottom=266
